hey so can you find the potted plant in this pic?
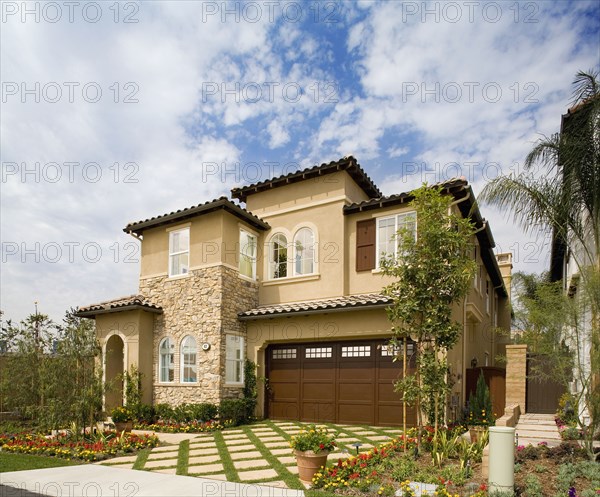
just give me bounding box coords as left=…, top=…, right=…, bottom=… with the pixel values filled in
left=467, top=372, right=494, bottom=442
left=290, top=424, right=337, bottom=483
left=111, top=406, right=133, bottom=432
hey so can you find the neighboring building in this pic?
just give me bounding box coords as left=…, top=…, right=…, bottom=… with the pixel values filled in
left=549, top=100, right=599, bottom=425
left=76, top=156, right=512, bottom=426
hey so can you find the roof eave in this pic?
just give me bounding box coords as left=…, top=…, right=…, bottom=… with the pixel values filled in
left=124, top=199, right=270, bottom=235
left=238, top=301, right=390, bottom=320
left=231, top=156, right=381, bottom=202
left=74, top=304, right=163, bottom=319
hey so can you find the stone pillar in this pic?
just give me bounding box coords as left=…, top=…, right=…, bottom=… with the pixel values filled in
left=505, top=344, right=527, bottom=413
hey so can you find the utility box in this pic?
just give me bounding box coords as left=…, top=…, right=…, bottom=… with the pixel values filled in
left=488, top=426, right=515, bottom=493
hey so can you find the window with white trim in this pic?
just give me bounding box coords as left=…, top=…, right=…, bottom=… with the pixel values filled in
left=225, top=335, right=244, bottom=384
left=239, top=230, right=257, bottom=279
left=180, top=336, right=197, bottom=383
left=169, top=228, right=189, bottom=277
left=159, top=337, right=174, bottom=383
left=376, top=212, right=416, bottom=266
left=270, top=233, right=288, bottom=279
left=294, top=227, right=315, bottom=275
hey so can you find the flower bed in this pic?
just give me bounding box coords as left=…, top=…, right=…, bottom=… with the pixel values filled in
left=311, top=427, right=489, bottom=496
left=0, top=431, right=159, bottom=462
left=134, top=419, right=232, bottom=433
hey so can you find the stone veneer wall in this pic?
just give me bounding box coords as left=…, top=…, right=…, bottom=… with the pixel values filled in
left=505, top=344, right=528, bottom=414
left=138, top=265, right=258, bottom=406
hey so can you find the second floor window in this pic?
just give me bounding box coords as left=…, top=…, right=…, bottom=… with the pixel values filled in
left=169, top=228, right=189, bottom=277
left=376, top=211, right=416, bottom=266
left=270, top=233, right=288, bottom=279
left=294, top=227, right=315, bottom=275
left=239, top=230, right=257, bottom=279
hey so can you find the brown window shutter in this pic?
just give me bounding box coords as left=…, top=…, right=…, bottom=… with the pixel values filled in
left=356, top=219, right=376, bottom=271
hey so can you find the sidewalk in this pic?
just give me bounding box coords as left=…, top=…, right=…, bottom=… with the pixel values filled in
left=0, top=465, right=304, bottom=497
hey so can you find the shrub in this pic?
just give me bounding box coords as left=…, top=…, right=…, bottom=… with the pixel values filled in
left=154, top=403, right=175, bottom=421
left=188, top=403, right=218, bottom=422
left=219, top=398, right=253, bottom=425
left=468, top=372, right=495, bottom=426
left=133, top=404, right=156, bottom=424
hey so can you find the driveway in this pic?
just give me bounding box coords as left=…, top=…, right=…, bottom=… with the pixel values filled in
left=99, top=420, right=402, bottom=490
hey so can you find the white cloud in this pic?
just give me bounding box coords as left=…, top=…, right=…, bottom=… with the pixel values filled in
left=1, top=1, right=598, bottom=321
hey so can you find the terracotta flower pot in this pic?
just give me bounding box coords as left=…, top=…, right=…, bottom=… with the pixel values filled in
left=114, top=421, right=133, bottom=433
left=469, top=425, right=485, bottom=443
left=294, top=449, right=329, bottom=482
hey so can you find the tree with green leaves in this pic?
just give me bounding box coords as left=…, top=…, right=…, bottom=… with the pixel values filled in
left=480, top=70, right=599, bottom=460
left=480, top=70, right=599, bottom=275
left=513, top=270, right=599, bottom=461
left=0, top=308, right=103, bottom=436
left=381, top=185, right=476, bottom=445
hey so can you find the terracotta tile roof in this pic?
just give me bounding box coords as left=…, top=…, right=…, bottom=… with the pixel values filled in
left=343, top=177, right=508, bottom=298
left=231, top=155, right=382, bottom=202
left=343, top=177, right=469, bottom=214
left=124, top=197, right=270, bottom=236
left=75, top=294, right=162, bottom=318
left=238, top=293, right=392, bottom=319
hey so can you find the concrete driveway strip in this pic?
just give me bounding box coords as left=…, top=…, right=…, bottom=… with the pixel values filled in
left=0, top=465, right=304, bottom=497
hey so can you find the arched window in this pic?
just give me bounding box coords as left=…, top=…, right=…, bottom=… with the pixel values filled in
left=159, top=338, right=174, bottom=383
left=270, top=233, right=288, bottom=279
left=294, top=228, right=315, bottom=275
left=180, top=336, right=197, bottom=383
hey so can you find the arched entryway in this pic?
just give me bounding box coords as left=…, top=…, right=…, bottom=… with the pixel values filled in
left=104, top=334, right=125, bottom=410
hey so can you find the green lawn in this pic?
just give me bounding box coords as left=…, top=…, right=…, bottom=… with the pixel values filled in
left=0, top=452, right=78, bottom=472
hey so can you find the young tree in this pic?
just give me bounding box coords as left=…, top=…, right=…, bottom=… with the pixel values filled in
left=381, top=185, right=476, bottom=446
left=481, top=70, right=599, bottom=460
left=513, top=270, right=599, bottom=461
left=0, top=308, right=103, bottom=436
left=0, top=312, right=58, bottom=416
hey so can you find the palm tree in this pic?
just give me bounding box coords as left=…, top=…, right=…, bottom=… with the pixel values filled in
left=480, top=70, right=600, bottom=460
left=479, top=70, right=599, bottom=274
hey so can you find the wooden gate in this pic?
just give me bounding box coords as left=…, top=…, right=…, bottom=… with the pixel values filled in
left=526, top=354, right=565, bottom=414
left=465, top=367, right=506, bottom=420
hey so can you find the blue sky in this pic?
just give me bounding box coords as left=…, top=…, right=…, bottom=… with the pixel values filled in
left=1, top=1, right=599, bottom=323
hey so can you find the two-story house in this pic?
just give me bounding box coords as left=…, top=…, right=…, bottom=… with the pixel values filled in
left=76, top=156, right=512, bottom=426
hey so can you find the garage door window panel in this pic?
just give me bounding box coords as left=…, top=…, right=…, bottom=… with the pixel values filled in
left=305, top=347, right=332, bottom=358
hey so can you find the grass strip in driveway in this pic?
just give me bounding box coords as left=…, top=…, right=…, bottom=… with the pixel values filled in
left=176, top=440, right=189, bottom=475
left=133, top=448, right=150, bottom=470
left=213, top=430, right=239, bottom=482
left=242, top=424, right=303, bottom=490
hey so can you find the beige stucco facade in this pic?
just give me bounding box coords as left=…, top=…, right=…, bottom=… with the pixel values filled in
left=77, top=157, right=512, bottom=423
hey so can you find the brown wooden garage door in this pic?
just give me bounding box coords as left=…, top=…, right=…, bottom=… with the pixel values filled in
left=266, top=339, right=417, bottom=426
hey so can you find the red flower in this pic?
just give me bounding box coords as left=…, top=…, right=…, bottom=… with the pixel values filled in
left=319, top=443, right=325, bottom=450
